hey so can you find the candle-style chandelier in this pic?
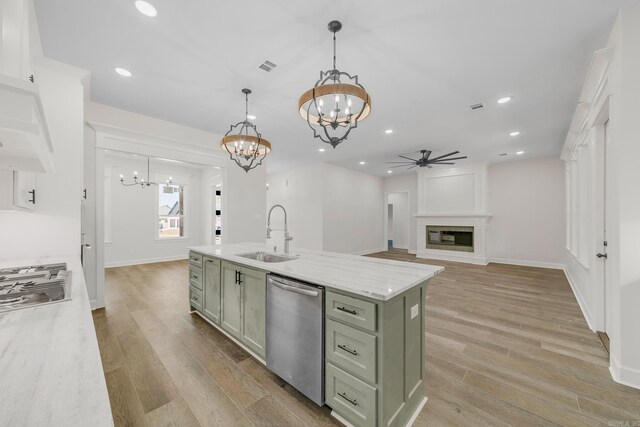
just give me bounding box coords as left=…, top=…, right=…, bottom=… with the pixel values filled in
left=220, top=89, right=272, bottom=172
left=120, top=157, right=172, bottom=189
left=298, top=20, right=372, bottom=148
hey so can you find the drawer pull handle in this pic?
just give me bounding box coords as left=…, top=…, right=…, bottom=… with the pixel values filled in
left=338, top=392, right=358, bottom=406
left=336, top=306, right=357, bottom=315
left=192, top=296, right=198, bottom=301
left=191, top=258, right=198, bottom=261
left=337, top=344, right=358, bottom=356
left=192, top=275, right=198, bottom=280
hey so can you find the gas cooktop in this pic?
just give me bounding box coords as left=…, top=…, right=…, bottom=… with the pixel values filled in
left=0, top=263, right=72, bottom=313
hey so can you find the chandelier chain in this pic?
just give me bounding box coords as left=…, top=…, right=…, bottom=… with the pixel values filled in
left=333, top=31, right=337, bottom=71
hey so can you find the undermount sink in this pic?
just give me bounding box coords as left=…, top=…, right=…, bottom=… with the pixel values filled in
left=236, top=251, right=298, bottom=263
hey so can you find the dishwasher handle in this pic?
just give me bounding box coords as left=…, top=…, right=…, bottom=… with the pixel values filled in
left=270, top=278, right=319, bottom=297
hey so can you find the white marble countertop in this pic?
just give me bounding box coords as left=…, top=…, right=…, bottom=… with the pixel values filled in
left=189, top=243, right=444, bottom=300
left=0, top=255, right=113, bottom=427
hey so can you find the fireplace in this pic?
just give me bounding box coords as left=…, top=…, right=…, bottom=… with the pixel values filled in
left=426, top=226, right=474, bottom=252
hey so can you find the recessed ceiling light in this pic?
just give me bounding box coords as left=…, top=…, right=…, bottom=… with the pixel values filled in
left=516, top=151, right=525, bottom=155
left=247, top=114, right=256, bottom=120
left=359, top=161, right=366, bottom=165
left=135, top=0, right=157, bottom=17
left=510, top=131, right=520, bottom=137
left=497, top=96, right=512, bottom=104
left=387, top=170, right=393, bottom=174
left=115, top=67, right=132, bottom=77
left=384, top=129, right=394, bottom=134
left=318, top=148, right=326, bottom=152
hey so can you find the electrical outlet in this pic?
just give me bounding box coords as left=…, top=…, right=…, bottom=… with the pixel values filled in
left=410, top=304, right=419, bottom=319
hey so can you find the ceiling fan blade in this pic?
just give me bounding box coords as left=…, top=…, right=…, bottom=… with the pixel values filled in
left=398, top=155, right=419, bottom=162
left=390, top=164, right=413, bottom=168
left=386, top=161, right=416, bottom=164
left=429, top=151, right=460, bottom=162
left=431, top=156, right=467, bottom=162
left=431, top=162, right=455, bottom=165
left=408, top=165, right=418, bottom=169
left=423, top=150, right=432, bottom=161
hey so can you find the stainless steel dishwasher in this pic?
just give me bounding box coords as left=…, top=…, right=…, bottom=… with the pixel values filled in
left=266, top=274, right=324, bottom=406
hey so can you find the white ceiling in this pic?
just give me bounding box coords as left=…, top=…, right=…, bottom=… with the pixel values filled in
left=34, top=0, right=630, bottom=176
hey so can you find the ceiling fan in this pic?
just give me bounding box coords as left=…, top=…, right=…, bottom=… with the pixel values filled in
left=386, top=149, right=467, bottom=169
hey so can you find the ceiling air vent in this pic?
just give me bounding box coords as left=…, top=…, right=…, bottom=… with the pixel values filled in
left=470, top=103, right=484, bottom=110
left=258, top=60, right=277, bottom=73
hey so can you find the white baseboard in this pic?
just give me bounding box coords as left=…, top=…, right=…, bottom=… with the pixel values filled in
left=353, top=247, right=387, bottom=256
left=105, top=254, right=188, bottom=268
left=392, top=244, right=409, bottom=250
left=563, top=266, right=594, bottom=331
left=490, top=257, right=565, bottom=270
left=610, top=353, right=640, bottom=390
left=408, top=249, right=417, bottom=255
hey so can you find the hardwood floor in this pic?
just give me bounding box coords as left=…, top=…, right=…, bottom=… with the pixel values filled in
left=94, top=250, right=640, bottom=426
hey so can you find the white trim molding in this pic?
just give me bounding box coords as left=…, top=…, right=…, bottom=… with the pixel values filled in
left=104, top=254, right=188, bottom=268
left=610, top=354, right=640, bottom=390
left=563, top=266, right=595, bottom=331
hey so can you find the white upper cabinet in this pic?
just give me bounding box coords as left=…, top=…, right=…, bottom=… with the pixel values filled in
left=0, top=0, right=54, bottom=173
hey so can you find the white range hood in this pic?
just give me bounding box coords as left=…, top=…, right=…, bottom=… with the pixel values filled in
left=0, top=73, right=54, bottom=173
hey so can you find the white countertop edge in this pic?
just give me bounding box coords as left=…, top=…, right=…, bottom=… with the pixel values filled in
left=0, top=255, right=114, bottom=427
left=188, top=243, right=444, bottom=301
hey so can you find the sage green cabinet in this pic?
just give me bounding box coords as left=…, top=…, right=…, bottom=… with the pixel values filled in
left=219, top=260, right=267, bottom=359
left=203, top=257, right=221, bottom=324
left=221, top=261, right=242, bottom=338
left=326, top=286, right=427, bottom=427
left=239, top=265, right=267, bottom=358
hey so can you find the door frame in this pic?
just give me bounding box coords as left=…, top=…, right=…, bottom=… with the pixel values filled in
left=383, top=190, right=411, bottom=250
left=592, top=99, right=610, bottom=332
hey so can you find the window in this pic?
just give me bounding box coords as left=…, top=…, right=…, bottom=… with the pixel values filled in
left=158, top=184, right=185, bottom=238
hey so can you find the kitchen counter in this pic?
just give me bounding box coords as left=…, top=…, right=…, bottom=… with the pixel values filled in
left=189, top=243, right=443, bottom=300
left=0, top=256, right=113, bottom=427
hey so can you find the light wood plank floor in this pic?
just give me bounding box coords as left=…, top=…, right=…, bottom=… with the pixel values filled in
left=94, top=250, right=640, bottom=426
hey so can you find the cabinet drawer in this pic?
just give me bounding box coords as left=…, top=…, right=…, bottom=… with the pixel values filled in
left=326, top=291, right=377, bottom=332
left=188, top=251, right=203, bottom=268
left=189, top=265, right=203, bottom=290
left=326, top=319, right=377, bottom=384
left=326, top=363, right=377, bottom=427
left=189, top=286, right=203, bottom=312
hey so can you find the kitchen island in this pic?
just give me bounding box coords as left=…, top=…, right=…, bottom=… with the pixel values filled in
left=188, top=243, right=443, bottom=427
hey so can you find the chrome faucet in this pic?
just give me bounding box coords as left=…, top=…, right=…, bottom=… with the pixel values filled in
left=267, top=204, right=293, bottom=254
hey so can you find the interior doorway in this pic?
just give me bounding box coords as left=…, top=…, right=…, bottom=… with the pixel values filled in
left=384, top=191, right=410, bottom=250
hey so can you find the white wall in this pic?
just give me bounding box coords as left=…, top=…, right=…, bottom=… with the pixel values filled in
left=103, top=154, right=204, bottom=267
left=605, top=3, right=640, bottom=388
left=383, top=173, right=419, bottom=253
left=0, top=61, right=86, bottom=260
left=266, top=163, right=323, bottom=251
left=488, top=157, right=565, bottom=268
left=225, top=160, right=267, bottom=245
left=266, top=163, right=384, bottom=255
left=388, top=192, right=409, bottom=249
left=322, top=163, right=384, bottom=254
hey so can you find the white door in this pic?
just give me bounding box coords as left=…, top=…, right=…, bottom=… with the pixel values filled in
left=601, top=120, right=610, bottom=333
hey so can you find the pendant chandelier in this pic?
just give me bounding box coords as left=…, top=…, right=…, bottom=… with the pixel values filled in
left=298, top=20, right=372, bottom=148
left=220, top=89, right=271, bottom=172
left=120, top=157, right=172, bottom=188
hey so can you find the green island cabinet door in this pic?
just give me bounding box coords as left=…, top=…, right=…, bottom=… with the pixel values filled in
left=220, top=261, right=242, bottom=338
left=202, top=257, right=221, bottom=325
left=239, top=265, right=267, bottom=359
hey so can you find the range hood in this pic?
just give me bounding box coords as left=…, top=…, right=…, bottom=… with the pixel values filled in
left=0, top=73, right=54, bottom=173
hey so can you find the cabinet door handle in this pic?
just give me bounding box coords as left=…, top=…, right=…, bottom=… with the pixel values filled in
left=337, top=344, right=358, bottom=356
left=338, top=392, right=358, bottom=406
left=336, top=306, right=357, bottom=315
left=192, top=296, right=198, bottom=301
left=28, top=189, right=36, bottom=204
left=238, top=271, right=243, bottom=285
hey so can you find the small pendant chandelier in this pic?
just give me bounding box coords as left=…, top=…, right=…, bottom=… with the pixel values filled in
left=120, top=157, right=172, bottom=188
left=220, top=89, right=271, bottom=172
left=298, top=20, right=372, bottom=148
